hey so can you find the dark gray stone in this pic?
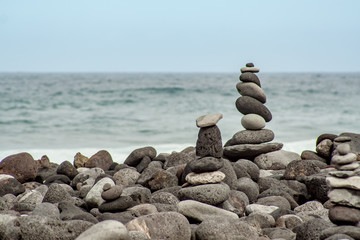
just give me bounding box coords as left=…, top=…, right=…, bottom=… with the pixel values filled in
left=316, top=133, right=338, bottom=146
left=293, top=218, right=334, bottom=240
left=164, top=151, right=195, bottom=169
left=283, top=160, right=321, bottom=180
left=329, top=206, right=360, bottom=225
left=196, top=125, right=223, bottom=158
left=320, top=226, right=360, bottom=240
left=301, top=150, right=328, bottom=163
left=235, top=96, right=272, bottom=122
left=234, top=159, right=260, bottom=182
left=98, top=210, right=140, bottom=224
left=101, top=185, right=123, bottom=201
left=150, top=192, right=179, bottom=205
left=188, top=157, right=224, bottom=173
left=258, top=184, right=299, bottom=209
left=223, top=142, right=283, bottom=161
left=256, top=196, right=291, bottom=210
left=58, top=201, right=98, bottom=224
left=236, top=82, right=266, bottom=103
left=44, top=174, right=71, bottom=185
left=99, top=196, right=136, bottom=213
left=239, top=72, right=261, bottom=87
left=56, top=161, right=78, bottom=179
left=233, top=177, right=259, bottom=203
left=262, top=227, right=296, bottom=240
left=124, top=146, right=157, bottom=167
left=0, top=178, right=25, bottom=196
left=179, top=183, right=230, bottom=205
left=218, top=159, right=238, bottom=189
left=225, top=129, right=275, bottom=146
left=218, top=190, right=249, bottom=216
left=43, top=183, right=72, bottom=204
left=302, top=172, right=329, bottom=203
left=18, top=215, right=93, bottom=240
left=136, top=156, right=151, bottom=173
left=122, top=186, right=151, bottom=204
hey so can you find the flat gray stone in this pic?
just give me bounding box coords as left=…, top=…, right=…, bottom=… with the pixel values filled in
left=179, top=183, right=230, bottom=205
left=240, top=67, right=260, bottom=73
left=196, top=113, right=223, bottom=128
left=187, top=157, right=224, bottom=173
left=328, top=188, right=360, bottom=208
left=178, top=200, right=239, bottom=222
left=225, top=129, right=274, bottom=146
left=331, top=153, right=357, bottom=165
left=254, top=150, right=301, bottom=170
left=326, top=176, right=360, bottom=190
left=223, top=142, right=283, bottom=160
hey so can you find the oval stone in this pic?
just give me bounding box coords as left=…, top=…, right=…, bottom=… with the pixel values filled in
left=236, top=82, right=266, bottom=103
left=241, top=114, right=266, bottom=130
left=239, top=72, right=261, bottom=87
left=225, top=129, right=275, bottom=146
left=235, top=96, right=272, bottom=122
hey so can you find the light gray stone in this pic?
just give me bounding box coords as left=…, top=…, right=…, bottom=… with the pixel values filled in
left=85, top=177, right=115, bottom=208
left=241, top=67, right=260, bottom=73
left=241, top=114, right=266, bottom=130
left=254, top=150, right=301, bottom=170
left=196, top=113, right=223, bottom=128
left=179, top=183, right=230, bottom=205
left=331, top=153, right=357, bottom=165
left=335, top=162, right=360, bottom=171
left=75, top=220, right=129, bottom=240
left=185, top=171, right=225, bottom=185
left=337, top=143, right=351, bottom=155
left=246, top=204, right=279, bottom=215
left=328, top=188, right=360, bottom=208
left=326, top=176, right=360, bottom=190
left=178, top=200, right=239, bottom=221
left=126, top=212, right=191, bottom=240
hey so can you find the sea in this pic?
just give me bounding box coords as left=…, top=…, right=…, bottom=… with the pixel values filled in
left=0, top=72, right=359, bottom=164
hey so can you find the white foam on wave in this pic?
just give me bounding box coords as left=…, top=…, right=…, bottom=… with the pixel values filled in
left=0, top=143, right=194, bottom=165
left=282, top=139, right=316, bottom=155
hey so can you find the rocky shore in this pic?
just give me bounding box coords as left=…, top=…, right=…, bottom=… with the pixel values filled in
left=1, top=64, right=360, bottom=240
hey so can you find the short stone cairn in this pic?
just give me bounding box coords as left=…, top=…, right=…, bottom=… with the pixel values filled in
left=223, top=63, right=283, bottom=161
left=326, top=142, right=360, bottom=226
left=178, top=113, right=230, bottom=206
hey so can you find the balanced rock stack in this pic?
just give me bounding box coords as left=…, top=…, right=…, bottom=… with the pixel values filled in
left=178, top=113, right=230, bottom=206
left=223, top=63, right=283, bottom=161
left=326, top=142, right=360, bottom=225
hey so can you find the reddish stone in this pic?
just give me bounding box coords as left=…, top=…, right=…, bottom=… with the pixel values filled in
left=85, top=150, right=113, bottom=171
left=0, top=152, right=39, bottom=183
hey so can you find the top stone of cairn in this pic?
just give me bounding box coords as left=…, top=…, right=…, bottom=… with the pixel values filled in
left=196, top=113, right=223, bottom=128
left=241, top=62, right=260, bottom=73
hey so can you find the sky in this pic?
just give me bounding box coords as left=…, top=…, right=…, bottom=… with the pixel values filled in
left=0, top=0, right=359, bottom=72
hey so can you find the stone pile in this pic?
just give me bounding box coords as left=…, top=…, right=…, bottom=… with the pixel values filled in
left=178, top=113, right=230, bottom=206
left=223, top=63, right=283, bottom=161
left=326, top=142, right=360, bottom=226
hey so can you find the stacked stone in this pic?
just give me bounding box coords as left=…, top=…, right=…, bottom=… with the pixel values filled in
left=326, top=142, right=360, bottom=226
left=223, top=63, right=283, bottom=161
left=178, top=113, right=230, bottom=206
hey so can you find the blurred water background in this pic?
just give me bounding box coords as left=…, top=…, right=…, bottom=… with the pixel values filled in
left=0, top=72, right=359, bottom=163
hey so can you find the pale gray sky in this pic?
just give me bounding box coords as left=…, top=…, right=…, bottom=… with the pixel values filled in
left=1, top=0, right=359, bottom=72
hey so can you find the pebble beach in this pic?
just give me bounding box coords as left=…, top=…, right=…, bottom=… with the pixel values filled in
left=1, top=64, right=360, bottom=240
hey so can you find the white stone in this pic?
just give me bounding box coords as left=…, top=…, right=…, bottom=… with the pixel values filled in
left=241, top=114, right=266, bottom=130
left=85, top=177, right=115, bottom=207
left=75, top=220, right=129, bottom=240
left=328, top=188, right=360, bottom=208
left=331, top=153, right=357, bottom=165
left=196, top=113, right=223, bottom=128
left=178, top=200, right=239, bottom=222
left=0, top=174, right=14, bottom=182
left=185, top=171, right=225, bottom=185
left=241, top=67, right=260, bottom=73
left=326, top=176, right=360, bottom=190
left=245, top=204, right=278, bottom=215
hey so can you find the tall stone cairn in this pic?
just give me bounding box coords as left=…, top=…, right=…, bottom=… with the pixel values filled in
left=326, top=140, right=360, bottom=226
left=223, top=63, right=283, bottom=161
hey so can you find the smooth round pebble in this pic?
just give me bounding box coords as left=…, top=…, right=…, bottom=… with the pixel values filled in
left=241, top=114, right=266, bottom=130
